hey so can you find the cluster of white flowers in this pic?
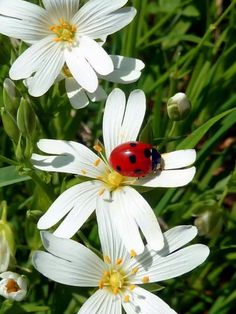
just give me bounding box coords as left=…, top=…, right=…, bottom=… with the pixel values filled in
left=0, top=0, right=209, bottom=312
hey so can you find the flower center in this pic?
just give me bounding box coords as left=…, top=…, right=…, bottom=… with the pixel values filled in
left=6, top=279, right=20, bottom=293
left=50, top=18, right=77, bottom=43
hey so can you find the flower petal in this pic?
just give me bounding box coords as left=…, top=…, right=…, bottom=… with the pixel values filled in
left=9, top=36, right=56, bottom=80
left=26, top=44, right=65, bottom=97
left=42, top=0, right=79, bottom=21
left=103, top=89, right=145, bottom=159
left=132, top=244, right=209, bottom=284
left=103, top=88, right=126, bottom=159
left=79, top=289, right=122, bottom=314
left=96, top=196, right=130, bottom=265
left=162, top=149, right=196, bottom=170
left=0, top=0, right=50, bottom=43
left=99, top=55, right=145, bottom=84
left=31, top=139, right=107, bottom=178
left=135, top=167, right=196, bottom=188
left=37, top=181, right=100, bottom=230
left=65, top=47, right=98, bottom=93
left=40, top=231, right=104, bottom=272
left=65, top=78, right=89, bottom=109
left=79, top=36, right=114, bottom=75
left=122, top=186, right=164, bottom=251
left=109, top=189, right=145, bottom=255
left=32, top=250, right=101, bottom=287
left=122, top=287, right=176, bottom=314
left=75, top=4, right=136, bottom=39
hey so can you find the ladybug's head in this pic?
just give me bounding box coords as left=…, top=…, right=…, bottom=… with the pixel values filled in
left=151, top=148, right=161, bottom=171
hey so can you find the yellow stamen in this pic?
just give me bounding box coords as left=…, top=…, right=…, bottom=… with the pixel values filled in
left=142, top=276, right=150, bottom=283
left=6, top=279, right=20, bottom=293
left=132, top=267, right=139, bottom=274
left=50, top=18, right=77, bottom=43
left=124, top=295, right=130, bottom=303
left=98, top=188, right=106, bottom=196
left=93, top=144, right=103, bottom=153
left=94, top=158, right=101, bottom=167
left=130, top=250, right=137, bottom=258
left=99, top=280, right=104, bottom=289
left=81, top=170, right=87, bottom=175
left=116, top=258, right=123, bottom=266
left=112, top=287, right=119, bottom=294
left=103, top=255, right=111, bottom=264
left=129, top=284, right=136, bottom=291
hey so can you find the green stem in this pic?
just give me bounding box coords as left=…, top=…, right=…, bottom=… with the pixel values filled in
left=0, top=201, right=7, bottom=222
left=0, top=154, right=18, bottom=166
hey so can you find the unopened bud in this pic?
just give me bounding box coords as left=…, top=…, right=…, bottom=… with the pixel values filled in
left=0, top=236, right=10, bottom=272
left=17, top=98, right=36, bottom=138
left=1, top=109, right=19, bottom=143
left=0, top=272, right=27, bottom=301
left=3, top=78, right=20, bottom=117
left=167, top=92, right=191, bottom=121
left=194, top=210, right=223, bottom=238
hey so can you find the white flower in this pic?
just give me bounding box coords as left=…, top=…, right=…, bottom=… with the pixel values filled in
left=0, top=0, right=136, bottom=97
left=0, top=271, right=27, bottom=301
left=33, top=204, right=209, bottom=314
left=0, top=236, right=10, bottom=273
left=32, top=88, right=197, bottom=254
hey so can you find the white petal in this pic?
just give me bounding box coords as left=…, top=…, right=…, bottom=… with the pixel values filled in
left=122, top=287, right=176, bottom=314
left=72, top=0, right=128, bottom=28
left=99, top=55, right=145, bottom=84
left=135, top=167, right=196, bottom=188
left=65, top=78, right=89, bottom=109
left=103, top=88, right=126, bottom=159
left=96, top=197, right=130, bottom=265
left=65, top=47, right=98, bottom=93
left=87, top=86, right=107, bottom=102
left=40, top=231, right=104, bottom=273
left=123, top=186, right=164, bottom=251
left=79, top=36, right=114, bottom=75
left=42, top=0, right=79, bottom=22
left=37, top=181, right=100, bottom=230
left=110, top=189, right=145, bottom=255
left=32, top=250, right=101, bottom=287
left=132, top=244, right=209, bottom=284
left=53, top=183, right=99, bottom=238
left=75, top=5, right=136, bottom=39
left=27, top=45, right=65, bottom=97
left=162, top=225, right=198, bottom=253
left=9, top=36, right=55, bottom=80
left=0, top=0, right=50, bottom=43
left=120, top=90, right=146, bottom=143
left=31, top=139, right=107, bottom=178
left=79, top=289, right=122, bottom=314
left=162, top=150, right=196, bottom=170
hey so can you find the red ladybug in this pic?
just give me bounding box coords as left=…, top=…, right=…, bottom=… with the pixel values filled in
left=109, top=141, right=161, bottom=177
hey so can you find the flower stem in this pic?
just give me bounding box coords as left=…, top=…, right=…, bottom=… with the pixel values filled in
left=0, top=154, right=18, bottom=166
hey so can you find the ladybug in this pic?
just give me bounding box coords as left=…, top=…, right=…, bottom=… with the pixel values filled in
left=109, top=141, right=161, bottom=177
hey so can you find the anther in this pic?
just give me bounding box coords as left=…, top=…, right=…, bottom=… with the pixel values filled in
left=94, top=158, right=101, bottom=167
left=130, top=250, right=137, bottom=258
left=116, top=258, right=123, bottom=265
left=99, top=280, right=104, bottom=289
left=131, top=267, right=139, bottom=274
left=103, top=255, right=111, bottom=264
left=93, top=144, right=103, bottom=153
left=113, top=287, right=119, bottom=295
left=129, top=284, right=136, bottom=291
left=81, top=170, right=87, bottom=175
left=98, top=188, right=106, bottom=196
left=142, top=276, right=150, bottom=283
left=124, top=295, right=130, bottom=303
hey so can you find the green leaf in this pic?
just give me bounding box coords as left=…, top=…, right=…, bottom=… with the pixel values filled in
left=0, top=166, right=31, bottom=187
left=177, top=108, right=236, bottom=149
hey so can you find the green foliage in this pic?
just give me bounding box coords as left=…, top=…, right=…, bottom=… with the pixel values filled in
left=0, top=0, right=235, bottom=313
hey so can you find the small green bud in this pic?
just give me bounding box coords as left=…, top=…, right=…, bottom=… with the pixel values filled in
left=17, top=98, right=36, bottom=138
left=3, top=78, right=20, bottom=117
left=194, top=210, right=223, bottom=238
left=167, top=92, right=191, bottom=121
left=1, top=109, right=20, bottom=142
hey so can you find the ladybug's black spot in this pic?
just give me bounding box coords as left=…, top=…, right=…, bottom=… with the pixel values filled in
left=129, top=155, right=136, bottom=164
left=129, top=142, right=137, bottom=147
left=134, top=169, right=142, bottom=174
left=144, top=149, right=151, bottom=158
left=116, top=165, right=121, bottom=172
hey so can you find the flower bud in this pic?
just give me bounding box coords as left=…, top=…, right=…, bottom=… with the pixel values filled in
left=194, top=210, right=223, bottom=238
left=167, top=92, right=191, bottom=121
left=0, top=236, right=10, bottom=272
left=1, top=109, right=20, bottom=143
left=0, top=272, right=27, bottom=301
left=3, top=78, right=20, bottom=117
left=17, top=98, right=36, bottom=138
